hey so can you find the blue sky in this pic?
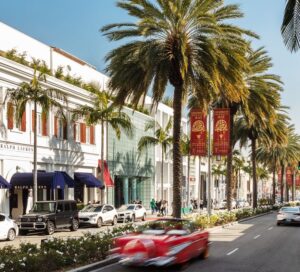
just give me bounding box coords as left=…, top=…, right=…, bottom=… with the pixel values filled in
left=0, top=0, right=299, bottom=132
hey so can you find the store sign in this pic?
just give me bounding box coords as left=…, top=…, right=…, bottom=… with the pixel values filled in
left=213, top=108, right=230, bottom=155
left=190, top=109, right=207, bottom=156
left=286, top=167, right=293, bottom=186
left=0, top=142, right=33, bottom=153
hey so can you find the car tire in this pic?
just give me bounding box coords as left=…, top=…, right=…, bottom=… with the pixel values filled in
left=19, top=229, right=28, bottom=236
left=200, top=245, right=209, bottom=259
left=112, top=216, right=117, bottom=226
left=97, top=217, right=102, bottom=228
left=7, top=228, right=16, bottom=241
left=46, top=221, right=55, bottom=235
left=70, top=218, right=79, bottom=231
left=142, top=213, right=146, bottom=221
left=277, top=221, right=281, bottom=226
left=131, top=214, right=135, bottom=222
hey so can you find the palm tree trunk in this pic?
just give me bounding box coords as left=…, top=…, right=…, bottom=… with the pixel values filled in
left=280, top=163, right=284, bottom=203
left=101, top=119, right=105, bottom=204
left=172, top=85, right=183, bottom=218
left=161, top=146, right=164, bottom=202
left=33, top=101, right=38, bottom=205
left=187, top=154, right=190, bottom=207
left=272, top=167, right=276, bottom=205
left=226, top=109, right=234, bottom=211
left=251, top=138, right=257, bottom=208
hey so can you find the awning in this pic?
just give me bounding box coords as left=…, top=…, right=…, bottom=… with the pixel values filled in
left=0, top=175, right=11, bottom=189
left=74, top=172, right=105, bottom=189
left=10, top=171, right=75, bottom=189
left=98, top=160, right=114, bottom=187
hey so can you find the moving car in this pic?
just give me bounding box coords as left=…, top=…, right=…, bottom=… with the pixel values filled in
left=117, top=204, right=147, bottom=222
left=0, top=213, right=18, bottom=241
left=17, top=200, right=79, bottom=235
left=110, top=218, right=209, bottom=267
left=79, top=204, right=118, bottom=227
left=277, top=206, right=300, bottom=225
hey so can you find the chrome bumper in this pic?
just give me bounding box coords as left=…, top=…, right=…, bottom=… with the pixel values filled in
left=18, top=222, right=46, bottom=230
left=118, top=255, right=176, bottom=267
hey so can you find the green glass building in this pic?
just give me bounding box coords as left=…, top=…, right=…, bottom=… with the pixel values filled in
left=107, top=108, right=155, bottom=209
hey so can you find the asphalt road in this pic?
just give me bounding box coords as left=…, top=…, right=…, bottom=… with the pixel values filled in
left=93, top=213, right=300, bottom=272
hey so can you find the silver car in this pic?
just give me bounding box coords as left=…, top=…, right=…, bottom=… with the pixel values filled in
left=0, top=213, right=19, bottom=241
left=277, top=206, right=300, bottom=225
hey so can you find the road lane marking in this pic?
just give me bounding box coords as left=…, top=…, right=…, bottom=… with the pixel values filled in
left=227, top=248, right=239, bottom=256
left=254, top=235, right=261, bottom=239
left=208, top=241, right=213, bottom=245
left=268, top=227, right=273, bottom=230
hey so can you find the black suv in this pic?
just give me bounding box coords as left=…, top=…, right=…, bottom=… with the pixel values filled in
left=18, top=200, right=79, bottom=235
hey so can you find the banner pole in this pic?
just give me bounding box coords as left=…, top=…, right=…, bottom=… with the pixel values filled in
left=207, top=106, right=212, bottom=216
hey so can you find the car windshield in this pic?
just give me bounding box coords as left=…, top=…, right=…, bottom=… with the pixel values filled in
left=81, top=205, right=103, bottom=212
left=281, top=207, right=299, bottom=213
left=118, top=205, right=135, bottom=211
left=31, top=202, right=56, bottom=213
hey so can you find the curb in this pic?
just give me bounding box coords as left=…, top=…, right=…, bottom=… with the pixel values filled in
left=67, top=256, right=118, bottom=272
left=237, top=211, right=273, bottom=223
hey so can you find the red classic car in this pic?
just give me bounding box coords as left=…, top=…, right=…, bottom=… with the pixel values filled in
left=110, top=218, right=209, bottom=267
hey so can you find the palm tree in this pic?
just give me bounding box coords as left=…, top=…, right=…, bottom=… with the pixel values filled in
left=102, top=0, right=254, bottom=218
left=138, top=118, right=172, bottom=202
left=6, top=65, right=67, bottom=204
left=72, top=87, right=133, bottom=201
left=256, top=166, right=270, bottom=202
left=281, top=0, right=300, bottom=52
left=180, top=134, right=191, bottom=206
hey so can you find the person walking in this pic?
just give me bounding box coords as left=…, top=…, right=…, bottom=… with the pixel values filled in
left=150, top=198, right=156, bottom=215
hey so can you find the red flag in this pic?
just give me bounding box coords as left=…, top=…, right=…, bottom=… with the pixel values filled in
left=190, top=109, right=207, bottom=156
left=213, top=108, right=230, bottom=155
left=278, top=169, right=282, bottom=184
left=296, top=174, right=300, bottom=187
left=286, top=167, right=293, bottom=186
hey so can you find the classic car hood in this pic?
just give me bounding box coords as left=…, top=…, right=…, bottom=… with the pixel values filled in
left=119, top=234, right=172, bottom=242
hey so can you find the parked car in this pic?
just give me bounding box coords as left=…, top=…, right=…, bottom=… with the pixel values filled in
left=17, top=200, right=79, bottom=235
left=236, top=200, right=250, bottom=209
left=0, top=213, right=18, bottom=241
left=79, top=204, right=118, bottom=227
left=277, top=206, right=300, bottom=225
left=220, top=199, right=237, bottom=209
left=110, top=218, right=209, bottom=267
left=117, top=204, right=147, bottom=222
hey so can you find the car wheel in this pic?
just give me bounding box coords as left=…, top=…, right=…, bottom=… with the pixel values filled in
left=70, top=218, right=79, bottom=231
left=142, top=213, right=146, bottom=221
left=97, top=217, right=102, bottom=228
left=19, top=229, right=28, bottom=236
left=46, top=221, right=55, bottom=235
left=200, top=245, right=209, bottom=259
left=112, top=216, right=117, bottom=226
left=131, top=214, right=135, bottom=222
left=277, top=221, right=281, bottom=226
left=7, top=229, right=16, bottom=241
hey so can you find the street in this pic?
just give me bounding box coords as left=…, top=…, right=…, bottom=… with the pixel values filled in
left=92, top=213, right=300, bottom=272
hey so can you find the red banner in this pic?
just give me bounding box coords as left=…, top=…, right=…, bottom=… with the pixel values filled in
left=190, top=109, right=207, bottom=156
left=278, top=169, right=282, bottom=184
left=296, top=174, right=300, bottom=187
left=213, top=108, right=230, bottom=155
left=286, top=167, right=293, bottom=186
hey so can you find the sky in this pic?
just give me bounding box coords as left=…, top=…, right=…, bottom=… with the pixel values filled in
left=0, top=0, right=299, bottom=132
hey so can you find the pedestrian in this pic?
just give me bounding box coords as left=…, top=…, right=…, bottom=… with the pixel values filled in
left=150, top=198, right=156, bottom=215
left=200, top=199, right=204, bottom=210
left=161, top=200, right=166, bottom=216
left=156, top=200, right=162, bottom=216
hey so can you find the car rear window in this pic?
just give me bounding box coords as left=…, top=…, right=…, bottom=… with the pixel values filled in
left=281, top=207, right=299, bottom=212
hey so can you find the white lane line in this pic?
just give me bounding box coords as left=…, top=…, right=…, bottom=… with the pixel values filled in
left=208, top=241, right=214, bottom=245
left=227, top=248, right=239, bottom=256
left=254, top=235, right=261, bottom=239
left=268, top=227, right=273, bottom=230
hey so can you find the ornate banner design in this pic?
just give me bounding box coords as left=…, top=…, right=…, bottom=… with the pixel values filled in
left=190, top=109, right=207, bottom=156
left=213, top=108, right=230, bottom=155
left=286, top=167, right=293, bottom=186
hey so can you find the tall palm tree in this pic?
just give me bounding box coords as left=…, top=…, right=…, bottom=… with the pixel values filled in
left=6, top=65, right=67, bottom=204
left=281, top=0, right=300, bottom=52
left=102, top=0, right=255, bottom=217
left=72, top=88, right=133, bottom=201
left=138, top=118, right=172, bottom=202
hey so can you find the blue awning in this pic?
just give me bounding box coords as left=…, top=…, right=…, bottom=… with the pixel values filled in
left=0, top=175, right=11, bottom=189
left=74, top=172, right=105, bottom=189
left=10, top=171, right=74, bottom=189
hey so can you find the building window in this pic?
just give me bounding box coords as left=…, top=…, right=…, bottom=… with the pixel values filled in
left=86, top=126, right=90, bottom=144
left=54, top=117, right=67, bottom=140
left=7, top=102, right=26, bottom=132
left=36, top=113, right=42, bottom=135
left=74, top=123, right=80, bottom=142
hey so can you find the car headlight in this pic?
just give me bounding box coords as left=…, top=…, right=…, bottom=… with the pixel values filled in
left=37, top=217, right=43, bottom=222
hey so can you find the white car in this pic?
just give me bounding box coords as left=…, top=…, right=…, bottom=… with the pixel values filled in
left=79, top=204, right=118, bottom=228
left=277, top=206, right=300, bottom=225
left=117, top=204, right=147, bottom=222
left=0, top=213, right=18, bottom=241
